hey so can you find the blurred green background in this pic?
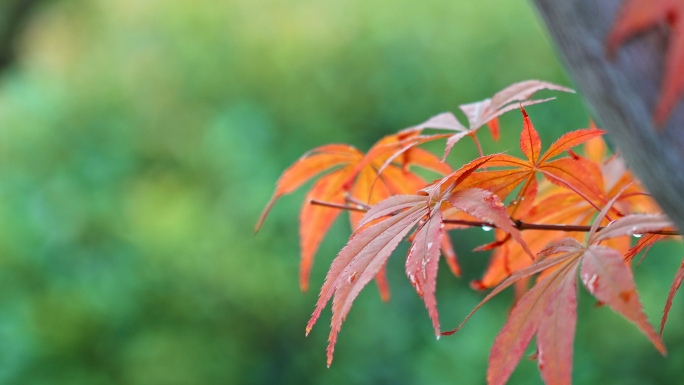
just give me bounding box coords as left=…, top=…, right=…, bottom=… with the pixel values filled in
left=0, top=0, right=682, bottom=384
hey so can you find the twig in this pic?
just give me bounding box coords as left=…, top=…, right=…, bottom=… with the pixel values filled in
left=309, top=199, right=681, bottom=236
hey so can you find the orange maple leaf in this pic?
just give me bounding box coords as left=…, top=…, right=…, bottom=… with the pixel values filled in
left=459, top=108, right=606, bottom=220
left=473, top=134, right=660, bottom=290
left=448, top=192, right=669, bottom=385
left=608, top=0, right=684, bottom=125
left=256, top=133, right=451, bottom=293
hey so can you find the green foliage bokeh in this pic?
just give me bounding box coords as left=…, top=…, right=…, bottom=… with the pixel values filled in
left=0, top=0, right=682, bottom=384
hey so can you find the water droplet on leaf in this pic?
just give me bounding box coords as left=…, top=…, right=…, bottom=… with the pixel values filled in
left=409, top=274, right=424, bottom=298
left=482, top=225, right=493, bottom=232
left=581, top=273, right=598, bottom=294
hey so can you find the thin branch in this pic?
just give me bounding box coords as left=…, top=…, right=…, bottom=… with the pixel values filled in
left=310, top=199, right=367, bottom=212
left=344, top=194, right=371, bottom=210
left=309, top=199, right=681, bottom=236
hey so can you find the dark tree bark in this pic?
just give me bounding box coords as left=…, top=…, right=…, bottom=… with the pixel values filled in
left=531, top=0, right=684, bottom=233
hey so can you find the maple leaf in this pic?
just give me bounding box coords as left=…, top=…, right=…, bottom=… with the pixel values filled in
left=403, top=80, right=574, bottom=158
left=662, top=258, right=684, bottom=336
left=447, top=190, right=669, bottom=385
left=608, top=0, right=684, bottom=125
left=307, top=157, right=534, bottom=366
left=464, top=108, right=606, bottom=221
left=473, top=135, right=659, bottom=290
left=625, top=233, right=666, bottom=262
left=489, top=257, right=581, bottom=385
left=256, top=134, right=451, bottom=292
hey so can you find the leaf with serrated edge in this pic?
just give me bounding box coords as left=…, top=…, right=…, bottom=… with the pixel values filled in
left=581, top=245, right=665, bottom=354
left=405, top=147, right=454, bottom=175
left=256, top=145, right=361, bottom=231
left=488, top=260, right=578, bottom=385
left=258, top=133, right=452, bottom=296
left=625, top=234, right=669, bottom=261
left=299, top=167, right=354, bottom=291
left=540, top=128, right=606, bottom=164
left=441, top=234, right=461, bottom=277
left=406, top=207, right=444, bottom=336
left=423, top=155, right=495, bottom=204
left=456, top=109, right=605, bottom=225
left=519, top=108, right=542, bottom=164
left=539, top=158, right=604, bottom=206
left=307, top=203, right=426, bottom=333
left=460, top=80, right=574, bottom=131
left=661, top=258, right=684, bottom=335
left=325, top=206, right=427, bottom=366
left=589, top=183, right=633, bottom=237
left=592, top=214, right=673, bottom=243
left=442, top=250, right=580, bottom=336
left=358, top=195, right=429, bottom=229
left=539, top=238, right=586, bottom=258
left=448, top=188, right=533, bottom=259
left=349, top=166, right=392, bottom=227
left=537, top=260, right=580, bottom=385
left=404, top=81, right=573, bottom=158
left=374, top=263, right=391, bottom=303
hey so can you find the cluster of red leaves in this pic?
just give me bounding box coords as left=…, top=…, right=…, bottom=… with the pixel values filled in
left=257, top=81, right=683, bottom=385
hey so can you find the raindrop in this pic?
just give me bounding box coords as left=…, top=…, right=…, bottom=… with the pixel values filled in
left=427, top=242, right=434, bottom=250
left=482, top=225, right=493, bottom=232
left=347, top=271, right=358, bottom=283
left=633, top=233, right=643, bottom=238
left=409, top=274, right=424, bottom=297
left=581, top=273, right=598, bottom=294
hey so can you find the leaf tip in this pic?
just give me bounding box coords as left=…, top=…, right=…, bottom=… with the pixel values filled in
left=255, top=196, right=278, bottom=233
left=470, top=280, right=488, bottom=291
left=520, top=105, right=529, bottom=118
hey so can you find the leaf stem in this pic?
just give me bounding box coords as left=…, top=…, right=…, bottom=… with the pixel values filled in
left=310, top=199, right=367, bottom=212
left=309, top=199, right=681, bottom=236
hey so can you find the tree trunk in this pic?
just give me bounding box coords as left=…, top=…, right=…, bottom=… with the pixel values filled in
left=532, top=0, right=684, bottom=232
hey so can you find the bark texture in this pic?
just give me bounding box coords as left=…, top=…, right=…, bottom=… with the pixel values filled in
left=532, top=0, right=684, bottom=232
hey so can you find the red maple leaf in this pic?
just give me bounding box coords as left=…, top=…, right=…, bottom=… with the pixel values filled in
left=608, top=0, right=684, bottom=125
left=445, top=192, right=671, bottom=385
left=472, top=133, right=661, bottom=291
left=461, top=108, right=606, bottom=221
left=306, top=157, right=533, bottom=366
